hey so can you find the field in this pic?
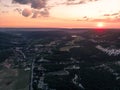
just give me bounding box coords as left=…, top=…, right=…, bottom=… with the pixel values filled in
left=0, top=65, right=30, bottom=90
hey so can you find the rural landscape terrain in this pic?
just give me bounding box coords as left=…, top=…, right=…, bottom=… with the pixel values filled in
left=0, top=28, right=120, bottom=90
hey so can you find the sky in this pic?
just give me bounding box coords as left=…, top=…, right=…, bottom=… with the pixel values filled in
left=0, top=0, right=120, bottom=28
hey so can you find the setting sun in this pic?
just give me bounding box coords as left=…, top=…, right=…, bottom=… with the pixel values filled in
left=97, top=22, right=104, bottom=28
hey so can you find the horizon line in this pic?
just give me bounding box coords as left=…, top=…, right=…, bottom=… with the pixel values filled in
left=0, top=27, right=120, bottom=30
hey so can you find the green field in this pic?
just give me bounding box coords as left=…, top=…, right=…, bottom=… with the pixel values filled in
left=0, top=66, right=30, bottom=90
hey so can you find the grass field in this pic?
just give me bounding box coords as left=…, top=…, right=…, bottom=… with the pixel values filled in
left=14, top=69, right=30, bottom=90
left=0, top=65, right=30, bottom=90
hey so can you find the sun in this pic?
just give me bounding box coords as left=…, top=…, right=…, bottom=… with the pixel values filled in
left=97, top=22, right=104, bottom=28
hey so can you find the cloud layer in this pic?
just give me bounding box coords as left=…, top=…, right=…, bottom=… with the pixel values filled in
left=66, top=0, right=99, bottom=5
left=12, top=0, right=47, bottom=9
left=32, top=9, right=49, bottom=18
left=31, top=0, right=46, bottom=9
left=12, top=0, right=30, bottom=4
left=12, top=0, right=120, bottom=23
left=12, top=0, right=100, bottom=18
left=12, top=0, right=48, bottom=18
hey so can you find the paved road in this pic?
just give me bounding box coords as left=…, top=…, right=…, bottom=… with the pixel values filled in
left=29, top=58, right=35, bottom=90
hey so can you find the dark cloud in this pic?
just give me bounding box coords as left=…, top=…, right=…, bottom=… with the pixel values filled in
left=31, top=0, right=46, bottom=9
left=66, top=0, right=85, bottom=5
left=12, top=0, right=47, bottom=9
left=12, top=0, right=30, bottom=4
left=103, top=12, right=120, bottom=17
left=103, top=14, right=110, bottom=16
left=32, top=10, right=40, bottom=18
left=12, top=0, right=100, bottom=18
left=22, top=8, right=32, bottom=17
left=14, top=8, right=22, bottom=14
left=66, top=0, right=99, bottom=5
left=89, top=0, right=99, bottom=1
left=76, top=16, right=120, bottom=23
left=12, top=0, right=49, bottom=18
left=82, top=16, right=89, bottom=20
left=92, top=11, right=120, bottom=23
left=32, top=9, right=49, bottom=18
left=83, top=16, right=87, bottom=18
left=79, top=1, right=86, bottom=4
left=76, top=16, right=90, bottom=21
left=91, top=18, right=120, bottom=23
left=67, top=0, right=75, bottom=1
left=40, top=9, right=49, bottom=17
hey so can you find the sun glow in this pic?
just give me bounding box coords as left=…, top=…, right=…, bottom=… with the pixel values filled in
left=97, top=22, right=104, bottom=28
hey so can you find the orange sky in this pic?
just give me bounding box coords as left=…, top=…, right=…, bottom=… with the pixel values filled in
left=0, top=0, right=120, bottom=28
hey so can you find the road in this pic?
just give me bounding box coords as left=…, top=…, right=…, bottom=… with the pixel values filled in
left=29, top=58, right=35, bottom=90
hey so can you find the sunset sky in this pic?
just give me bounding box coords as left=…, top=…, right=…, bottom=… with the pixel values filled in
left=0, top=0, right=120, bottom=28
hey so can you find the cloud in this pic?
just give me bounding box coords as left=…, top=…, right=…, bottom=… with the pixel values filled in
left=32, top=10, right=40, bottom=18
left=76, top=16, right=90, bottom=21
left=102, top=12, right=120, bottom=23
left=22, top=8, right=32, bottom=17
left=14, top=8, right=22, bottom=14
left=32, top=8, right=49, bottom=18
left=83, top=16, right=87, bottom=18
left=91, top=18, right=120, bottom=23
left=103, top=13, right=119, bottom=17
left=75, top=14, right=120, bottom=23
left=66, top=0, right=85, bottom=5
left=12, top=0, right=100, bottom=18
left=111, top=13, right=119, bottom=16
left=12, top=0, right=47, bottom=9
left=40, top=9, right=49, bottom=17
left=31, top=0, right=46, bottom=9
left=103, top=12, right=120, bottom=17
left=12, top=0, right=30, bottom=4
left=1, top=11, right=9, bottom=13
left=66, top=0, right=99, bottom=5
left=3, top=4, right=11, bottom=7
left=12, top=0, right=49, bottom=18
left=103, top=14, right=110, bottom=16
